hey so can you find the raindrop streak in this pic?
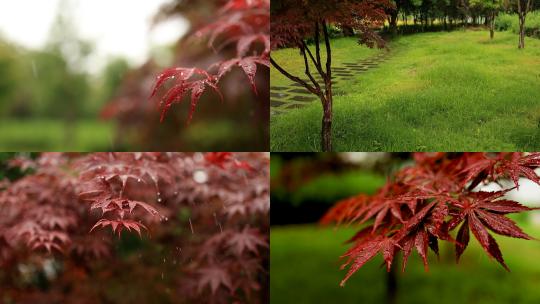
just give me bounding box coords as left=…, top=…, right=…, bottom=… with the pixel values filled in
left=213, top=212, right=223, bottom=232
left=189, top=218, right=194, bottom=234
left=31, top=60, right=38, bottom=78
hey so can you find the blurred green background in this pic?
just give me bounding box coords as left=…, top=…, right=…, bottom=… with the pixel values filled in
left=270, top=153, right=540, bottom=304
left=0, top=29, right=120, bottom=151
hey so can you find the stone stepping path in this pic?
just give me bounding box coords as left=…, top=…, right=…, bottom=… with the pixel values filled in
left=271, top=52, right=391, bottom=116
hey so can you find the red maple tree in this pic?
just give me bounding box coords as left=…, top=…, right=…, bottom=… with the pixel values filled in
left=0, top=152, right=269, bottom=303
left=271, top=0, right=391, bottom=151
left=322, top=152, right=539, bottom=286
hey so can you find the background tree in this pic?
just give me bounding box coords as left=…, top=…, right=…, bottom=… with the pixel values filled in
left=503, top=0, right=540, bottom=48
left=471, top=0, right=503, bottom=38
left=43, top=0, right=93, bottom=145
left=271, top=0, right=390, bottom=151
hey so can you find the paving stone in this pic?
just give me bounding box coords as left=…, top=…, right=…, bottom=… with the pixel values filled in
left=271, top=100, right=286, bottom=107
left=288, top=88, right=312, bottom=94
left=271, top=52, right=393, bottom=114
left=289, top=95, right=317, bottom=102
left=270, top=92, right=289, bottom=98
left=286, top=103, right=309, bottom=109
left=270, top=86, right=289, bottom=91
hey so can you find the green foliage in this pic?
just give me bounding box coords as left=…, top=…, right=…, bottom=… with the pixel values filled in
left=285, top=171, right=385, bottom=206
left=0, top=41, right=24, bottom=116
left=495, top=12, right=540, bottom=38
left=271, top=31, right=540, bottom=151
left=0, top=152, right=33, bottom=181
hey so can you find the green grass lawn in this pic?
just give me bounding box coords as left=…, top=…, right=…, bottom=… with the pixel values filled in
left=270, top=30, right=540, bottom=151
left=0, top=119, right=115, bottom=151
left=271, top=221, right=540, bottom=304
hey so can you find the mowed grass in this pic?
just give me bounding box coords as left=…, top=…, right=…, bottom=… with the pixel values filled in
left=270, top=30, right=540, bottom=151
left=271, top=221, right=540, bottom=304
left=0, top=119, right=115, bottom=151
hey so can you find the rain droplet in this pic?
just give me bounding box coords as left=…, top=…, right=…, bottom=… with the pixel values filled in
left=161, top=273, right=164, bottom=280
left=193, top=170, right=208, bottom=184
left=137, top=179, right=141, bottom=183
left=31, top=60, right=38, bottom=78
left=157, top=197, right=162, bottom=203
left=189, top=218, right=194, bottom=234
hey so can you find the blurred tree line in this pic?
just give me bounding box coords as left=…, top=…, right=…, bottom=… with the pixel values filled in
left=0, top=0, right=129, bottom=134
left=0, top=40, right=129, bottom=120
left=271, top=153, right=412, bottom=225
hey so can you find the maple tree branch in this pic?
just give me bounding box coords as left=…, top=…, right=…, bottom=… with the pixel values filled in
left=322, top=20, right=332, bottom=81
left=315, top=21, right=322, bottom=68
left=270, top=56, right=320, bottom=96
left=300, top=45, right=323, bottom=93
left=301, top=40, right=325, bottom=78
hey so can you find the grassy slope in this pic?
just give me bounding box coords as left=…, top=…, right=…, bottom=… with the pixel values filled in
left=271, top=222, right=540, bottom=304
left=270, top=30, right=540, bottom=151
left=0, top=119, right=115, bottom=151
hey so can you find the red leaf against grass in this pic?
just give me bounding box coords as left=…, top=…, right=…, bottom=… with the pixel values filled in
left=322, top=153, right=540, bottom=285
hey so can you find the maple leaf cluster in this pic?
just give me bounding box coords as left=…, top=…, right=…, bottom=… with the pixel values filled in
left=152, top=0, right=270, bottom=123
left=0, top=152, right=269, bottom=303
left=321, top=152, right=540, bottom=286
left=271, top=0, right=390, bottom=49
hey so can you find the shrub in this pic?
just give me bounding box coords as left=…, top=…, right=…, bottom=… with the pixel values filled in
left=495, top=12, right=540, bottom=38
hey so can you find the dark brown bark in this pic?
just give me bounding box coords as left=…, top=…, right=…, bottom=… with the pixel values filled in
left=321, top=20, right=333, bottom=152
left=386, top=265, right=397, bottom=304
left=489, top=12, right=495, bottom=40
left=517, top=0, right=531, bottom=49
left=518, top=12, right=525, bottom=49
left=389, top=10, right=398, bottom=36
left=342, top=26, right=355, bottom=36
left=321, top=97, right=332, bottom=152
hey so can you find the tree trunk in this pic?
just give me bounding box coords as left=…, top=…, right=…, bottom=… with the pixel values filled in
left=386, top=266, right=397, bottom=304
left=390, top=11, right=398, bottom=36
left=321, top=95, right=332, bottom=151
left=321, top=20, right=333, bottom=152
left=489, top=12, right=495, bottom=39
left=342, top=26, right=355, bottom=36
left=518, top=13, right=526, bottom=49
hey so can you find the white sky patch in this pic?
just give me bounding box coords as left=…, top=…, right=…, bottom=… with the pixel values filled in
left=479, top=171, right=540, bottom=207
left=0, top=0, right=189, bottom=72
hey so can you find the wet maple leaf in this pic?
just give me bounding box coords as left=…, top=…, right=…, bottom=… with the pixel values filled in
left=205, top=152, right=253, bottom=171
left=227, top=227, right=268, bottom=256
left=152, top=0, right=269, bottom=123
left=90, top=219, right=148, bottom=237
left=196, top=266, right=233, bottom=294
left=322, top=152, right=539, bottom=285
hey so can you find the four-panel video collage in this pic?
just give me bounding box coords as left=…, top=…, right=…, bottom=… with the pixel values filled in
left=1, top=0, right=540, bottom=303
